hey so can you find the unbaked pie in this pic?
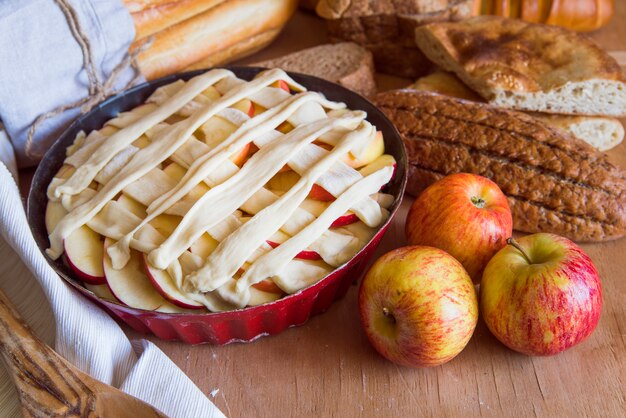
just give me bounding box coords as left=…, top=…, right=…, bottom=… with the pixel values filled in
left=45, top=68, right=396, bottom=312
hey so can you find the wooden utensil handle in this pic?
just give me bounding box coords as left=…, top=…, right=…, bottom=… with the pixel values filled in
left=0, top=288, right=88, bottom=416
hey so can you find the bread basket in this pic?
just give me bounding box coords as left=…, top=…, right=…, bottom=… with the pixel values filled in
left=27, top=67, right=407, bottom=344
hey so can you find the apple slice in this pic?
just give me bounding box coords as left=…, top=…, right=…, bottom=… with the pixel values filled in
left=103, top=238, right=170, bottom=310
left=143, top=255, right=204, bottom=310
left=189, top=232, right=219, bottom=258
left=265, top=230, right=322, bottom=260
left=232, top=99, right=254, bottom=117
left=64, top=225, right=106, bottom=285
left=265, top=240, right=322, bottom=260
left=268, top=171, right=335, bottom=202
left=358, top=154, right=396, bottom=177
left=308, top=184, right=335, bottom=202
left=272, top=80, right=290, bottom=92
left=344, top=131, right=385, bottom=168
left=198, top=115, right=251, bottom=165
left=201, top=85, right=221, bottom=101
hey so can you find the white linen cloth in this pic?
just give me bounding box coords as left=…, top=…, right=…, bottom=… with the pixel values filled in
left=0, top=0, right=136, bottom=167
left=0, top=0, right=224, bottom=416
left=0, top=142, right=225, bottom=418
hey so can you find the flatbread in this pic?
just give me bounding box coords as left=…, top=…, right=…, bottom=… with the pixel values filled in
left=414, top=16, right=626, bottom=116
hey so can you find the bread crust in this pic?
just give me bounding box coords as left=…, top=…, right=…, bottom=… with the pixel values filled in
left=253, top=42, right=377, bottom=96
left=375, top=89, right=626, bottom=242
left=316, top=0, right=451, bottom=19
left=133, top=0, right=297, bottom=80
left=131, top=0, right=227, bottom=40
left=185, top=28, right=282, bottom=71
left=414, top=16, right=626, bottom=115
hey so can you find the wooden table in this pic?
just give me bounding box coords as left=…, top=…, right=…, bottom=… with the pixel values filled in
left=8, top=6, right=626, bottom=418
left=125, top=8, right=625, bottom=418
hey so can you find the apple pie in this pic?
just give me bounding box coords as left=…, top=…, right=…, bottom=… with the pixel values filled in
left=44, top=68, right=396, bottom=312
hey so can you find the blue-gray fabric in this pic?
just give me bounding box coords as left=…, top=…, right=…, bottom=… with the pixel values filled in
left=0, top=0, right=139, bottom=167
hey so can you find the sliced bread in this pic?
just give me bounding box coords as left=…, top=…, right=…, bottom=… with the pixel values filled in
left=408, top=70, right=625, bottom=151
left=414, top=16, right=626, bottom=116
left=252, top=42, right=377, bottom=96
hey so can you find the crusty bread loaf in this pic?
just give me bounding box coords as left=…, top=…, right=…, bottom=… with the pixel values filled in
left=375, top=89, right=626, bottom=242
left=252, top=43, right=376, bottom=96
left=414, top=16, right=626, bottom=116
left=409, top=71, right=625, bottom=151
left=133, top=0, right=297, bottom=80
left=325, top=0, right=472, bottom=77
left=131, top=0, right=226, bottom=40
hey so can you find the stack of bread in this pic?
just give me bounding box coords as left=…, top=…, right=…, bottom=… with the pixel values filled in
left=125, top=0, right=298, bottom=79
left=317, top=0, right=474, bottom=78
left=374, top=16, right=626, bottom=242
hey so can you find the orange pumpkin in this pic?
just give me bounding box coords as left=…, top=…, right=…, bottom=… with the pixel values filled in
left=474, top=0, right=614, bottom=31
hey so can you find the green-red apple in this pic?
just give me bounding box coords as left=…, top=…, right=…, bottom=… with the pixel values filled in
left=405, top=173, right=512, bottom=283
left=481, top=233, right=602, bottom=356
left=359, top=246, right=478, bottom=367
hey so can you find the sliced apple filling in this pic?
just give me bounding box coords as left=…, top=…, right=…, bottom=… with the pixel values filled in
left=45, top=69, right=396, bottom=312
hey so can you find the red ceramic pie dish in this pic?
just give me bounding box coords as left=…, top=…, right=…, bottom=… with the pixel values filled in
left=27, top=67, right=408, bottom=345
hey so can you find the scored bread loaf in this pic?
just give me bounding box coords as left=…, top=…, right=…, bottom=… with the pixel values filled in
left=414, top=16, right=626, bottom=116
left=374, top=89, right=626, bottom=242
left=133, top=0, right=297, bottom=80
left=252, top=43, right=376, bottom=96
left=324, top=0, right=473, bottom=78
left=408, top=71, right=625, bottom=151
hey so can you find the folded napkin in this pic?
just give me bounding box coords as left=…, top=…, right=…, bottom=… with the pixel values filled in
left=0, top=142, right=225, bottom=417
left=0, top=0, right=224, bottom=416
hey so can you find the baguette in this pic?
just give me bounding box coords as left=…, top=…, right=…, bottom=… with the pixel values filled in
left=375, top=89, right=626, bottom=242
left=414, top=16, right=626, bottom=116
left=409, top=71, right=625, bottom=151
left=252, top=43, right=376, bottom=96
left=131, top=0, right=227, bottom=40
left=133, top=0, right=297, bottom=80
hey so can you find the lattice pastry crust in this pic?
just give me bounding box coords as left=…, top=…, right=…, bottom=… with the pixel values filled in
left=45, top=69, right=396, bottom=312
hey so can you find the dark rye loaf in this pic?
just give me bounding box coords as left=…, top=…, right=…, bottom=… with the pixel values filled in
left=374, top=90, right=626, bottom=242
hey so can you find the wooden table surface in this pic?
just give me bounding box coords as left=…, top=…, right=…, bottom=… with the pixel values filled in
left=10, top=6, right=626, bottom=418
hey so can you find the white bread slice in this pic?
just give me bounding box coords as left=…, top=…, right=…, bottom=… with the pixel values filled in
left=414, top=16, right=626, bottom=116
left=531, top=113, right=624, bottom=152
left=253, top=42, right=377, bottom=96
left=408, top=71, right=625, bottom=151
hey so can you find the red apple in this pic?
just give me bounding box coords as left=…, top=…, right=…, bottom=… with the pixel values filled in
left=480, top=234, right=602, bottom=356
left=359, top=246, right=478, bottom=368
left=405, top=173, right=512, bottom=283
